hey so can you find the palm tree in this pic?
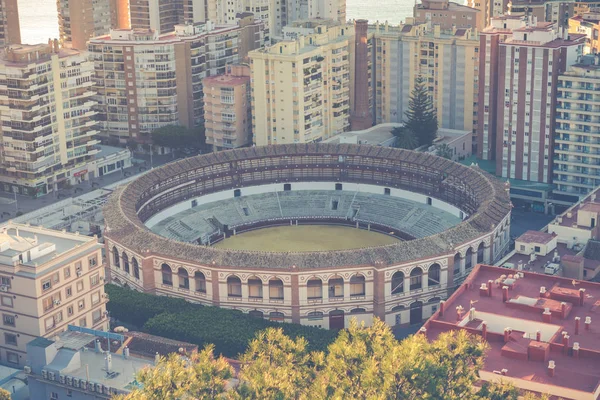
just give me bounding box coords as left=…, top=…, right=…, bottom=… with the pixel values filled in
left=392, top=126, right=418, bottom=149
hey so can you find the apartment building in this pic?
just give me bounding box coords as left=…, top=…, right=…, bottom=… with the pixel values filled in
left=0, top=223, right=107, bottom=367
left=57, top=0, right=126, bottom=50
left=554, top=54, right=600, bottom=198
left=466, top=0, right=509, bottom=28
left=477, top=16, right=585, bottom=183
left=0, top=42, right=100, bottom=197
left=89, top=20, right=263, bottom=143
left=509, top=0, right=574, bottom=28
left=250, top=20, right=353, bottom=145
left=413, top=0, right=483, bottom=31
left=373, top=20, right=480, bottom=142
left=129, top=0, right=206, bottom=33
left=0, top=0, right=20, bottom=47
left=204, top=64, right=252, bottom=150
left=569, top=14, right=600, bottom=55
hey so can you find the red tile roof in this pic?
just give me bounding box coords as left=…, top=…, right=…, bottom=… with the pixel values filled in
left=517, top=230, right=556, bottom=245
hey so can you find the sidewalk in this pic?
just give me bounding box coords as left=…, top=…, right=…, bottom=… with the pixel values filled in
left=0, top=151, right=180, bottom=218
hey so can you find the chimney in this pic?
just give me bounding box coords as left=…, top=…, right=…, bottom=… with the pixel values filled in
left=585, top=316, right=592, bottom=331
left=542, top=308, right=552, bottom=323
left=575, top=317, right=581, bottom=335
left=469, top=307, right=476, bottom=321
left=105, top=353, right=112, bottom=372
left=482, top=321, right=488, bottom=340
left=503, top=327, right=511, bottom=343
left=547, top=361, right=555, bottom=377
left=439, top=300, right=445, bottom=316
left=419, top=327, right=427, bottom=335
left=456, top=306, right=464, bottom=321
left=562, top=334, right=570, bottom=355
left=95, top=340, right=102, bottom=353
left=540, top=286, right=546, bottom=297
left=487, top=280, right=493, bottom=297
left=480, top=283, right=489, bottom=297
left=501, top=369, right=508, bottom=376
left=573, top=342, right=580, bottom=359
left=579, top=288, right=585, bottom=306
left=123, top=346, right=130, bottom=359
left=561, top=302, right=568, bottom=319
left=502, top=286, right=509, bottom=302
left=536, top=330, right=541, bottom=342
left=155, top=352, right=160, bottom=364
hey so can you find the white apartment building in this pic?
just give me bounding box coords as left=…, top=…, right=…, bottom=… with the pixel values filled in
left=249, top=20, right=353, bottom=145
left=0, top=42, right=100, bottom=197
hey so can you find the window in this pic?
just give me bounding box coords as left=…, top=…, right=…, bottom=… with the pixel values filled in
left=76, top=281, right=84, bottom=293
left=391, top=271, right=404, bottom=295
left=234, top=189, right=241, bottom=197
left=132, top=258, right=140, bottom=280
left=42, top=279, right=52, bottom=292
left=307, top=279, right=322, bottom=299
left=64, top=267, right=71, bottom=279
left=67, top=306, right=73, bottom=316
left=178, top=268, right=189, bottom=289
left=248, top=277, right=263, bottom=298
left=92, top=309, right=102, bottom=323
left=52, top=272, right=59, bottom=284
left=6, top=352, right=18, bottom=365
left=307, top=311, right=323, bottom=320
left=90, top=273, right=100, bottom=287
left=1, top=296, right=13, bottom=308
left=161, top=264, right=172, bottom=286
left=335, top=183, right=343, bottom=190
left=4, top=333, right=17, bottom=346
left=0, top=276, right=9, bottom=288
left=284, top=183, right=291, bottom=191
left=350, top=275, right=365, bottom=296
left=410, top=268, right=423, bottom=291
left=534, top=246, right=541, bottom=253
left=89, top=255, right=98, bottom=268
left=75, top=261, right=82, bottom=273
left=269, top=279, right=284, bottom=300
left=79, top=317, right=87, bottom=327
left=78, top=299, right=85, bottom=310
left=428, top=264, right=441, bottom=287
left=195, top=271, right=206, bottom=293
left=2, top=314, right=14, bottom=327
left=269, top=312, right=285, bottom=322
left=384, top=188, right=391, bottom=195
left=328, top=277, right=344, bottom=298
left=227, top=276, right=242, bottom=297
left=91, top=291, right=100, bottom=306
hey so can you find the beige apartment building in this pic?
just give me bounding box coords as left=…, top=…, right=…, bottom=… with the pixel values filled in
left=89, top=19, right=263, bottom=143
left=373, top=20, right=480, bottom=142
left=249, top=20, right=353, bottom=145
left=57, top=0, right=128, bottom=50
left=466, top=0, right=508, bottom=28
left=0, top=223, right=107, bottom=367
left=0, top=42, right=100, bottom=197
left=0, top=0, right=20, bottom=47
left=204, top=64, right=252, bottom=150
left=129, top=0, right=206, bottom=33
left=413, top=0, right=483, bottom=31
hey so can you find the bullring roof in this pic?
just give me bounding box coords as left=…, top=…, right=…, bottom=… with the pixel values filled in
left=103, top=144, right=511, bottom=269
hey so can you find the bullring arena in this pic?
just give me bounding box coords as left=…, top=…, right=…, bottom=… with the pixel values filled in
left=104, top=144, right=512, bottom=329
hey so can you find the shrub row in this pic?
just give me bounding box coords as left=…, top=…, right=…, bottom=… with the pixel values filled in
left=105, top=284, right=337, bottom=358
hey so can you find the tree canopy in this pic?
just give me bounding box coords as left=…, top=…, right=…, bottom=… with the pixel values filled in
left=404, top=75, right=438, bottom=147
left=150, top=124, right=205, bottom=149
left=435, top=143, right=454, bottom=160
left=110, top=318, right=549, bottom=400
left=392, top=126, right=418, bottom=150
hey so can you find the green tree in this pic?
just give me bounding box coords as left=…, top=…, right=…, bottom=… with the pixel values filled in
left=115, top=345, right=233, bottom=400
left=404, top=75, right=438, bottom=147
left=311, top=318, right=398, bottom=400
left=151, top=124, right=205, bottom=149
left=236, top=327, right=323, bottom=400
left=392, top=127, right=418, bottom=150
left=435, top=143, right=454, bottom=160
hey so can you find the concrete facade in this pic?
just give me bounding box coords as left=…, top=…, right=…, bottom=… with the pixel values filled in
left=0, top=224, right=108, bottom=367
left=0, top=42, right=100, bottom=197
left=57, top=0, right=120, bottom=51
left=0, top=0, right=20, bottom=47
left=413, top=0, right=483, bottom=31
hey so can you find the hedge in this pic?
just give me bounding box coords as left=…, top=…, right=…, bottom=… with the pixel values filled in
left=105, top=284, right=337, bottom=358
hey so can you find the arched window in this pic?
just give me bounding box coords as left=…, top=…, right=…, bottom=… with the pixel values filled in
left=428, top=264, right=441, bottom=287
left=249, top=310, right=263, bottom=319
left=269, top=278, right=284, bottom=300
left=350, top=308, right=366, bottom=314
left=227, top=276, right=242, bottom=297
left=122, top=252, right=130, bottom=274
left=132, top=258, right=140, bottom=280
left=349, top=274, right=365, bottom=296
left=465, top=248, right=473, bottom=270
left=307, top=278, right=323, bottom=300
left=477, top=242, right=485, bottom=263
left=410, top=267, right=423, bottom=291
left=269, top=311, right=285, bottom=322
left=248, top=276, right=263, bottom=299
left=392, top=305, right=405, bottom=326
left=195, top=271, right=206, bottom=293
left=453, top=253, right=461, bottom=275
left=328, top=276, right=344, bottom=298
left=391, top=271, right=404, bottom=295
left=161, top=264, right=172, bottom=286
left=307, top=311, right=323, bottom=320
left=178, top=268, right=189, bottom=289
left=112, top=247, right=120, bottom=268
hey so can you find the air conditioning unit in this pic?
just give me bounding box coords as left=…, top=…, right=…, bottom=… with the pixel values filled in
left=89, top=382, right=95, bottom=392
left=48, top=372, right=55, bottom=381
left=23, top=366, right=31, bottom=374
left=0, top=285, right=8, bottom=292
left=59, top=375, right=65, bottom=384
left=41, top=370, right=47, bottom=379
left=66, top=376, right=72, bottom=386
left=80, top=380, right=87, bottom=390
left=54, top=300, right=61, bottom=305
left=72, top=378, right=79, bottom=388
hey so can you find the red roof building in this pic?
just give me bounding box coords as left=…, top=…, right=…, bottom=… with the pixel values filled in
left=423, top=264, right=600, bottom=400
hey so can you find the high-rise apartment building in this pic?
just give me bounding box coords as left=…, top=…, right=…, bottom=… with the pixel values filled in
left=0, top=42, right=99, bottom=197
left=204, top=64, right=252, bottom=150
left=413, top=0, right=483, bottom=31
left=373, top=21, right=480, bottom=140
left=129, top=0, right=206, bottom=33
left=569, top=14, right=600, bottom=55
left=0, top=0, right=20, bottom=46
left=554, top=54, right=600, bottom=198
left=466, top=0, right=508, bottom=28
left=89, top=20, right=263, bottom=142
left=477, top=16, right=584, bottom=183
left=249, top=20, right=354, bottom=145
left=57, top=0, right=125, bottom=50
left=0, top=223, right=107, bottom=367
left=509, top=0, right=574, bottom=28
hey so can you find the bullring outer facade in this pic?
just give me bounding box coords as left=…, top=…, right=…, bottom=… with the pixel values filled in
left=103, top=144, right=512, bottom=329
